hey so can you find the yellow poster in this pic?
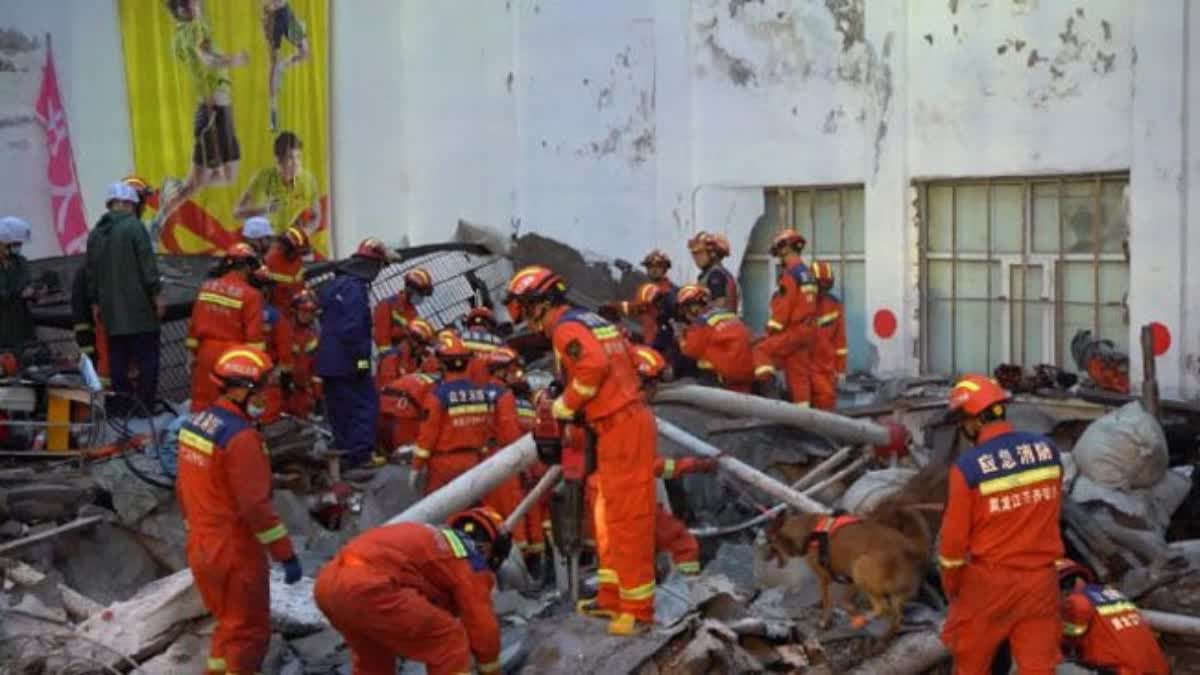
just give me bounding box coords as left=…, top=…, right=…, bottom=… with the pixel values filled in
left=119, top=0, right=331, bottom=257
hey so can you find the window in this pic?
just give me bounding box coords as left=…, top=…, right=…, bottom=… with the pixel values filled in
left=919, top=174, right=1129, bottom=376
left=739, top=186, right=869, bottom=373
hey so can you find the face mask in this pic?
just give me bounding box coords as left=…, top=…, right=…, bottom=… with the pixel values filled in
left=247, top=401, right=266, bottom=419
left=411, top=293, right=427, bottom=307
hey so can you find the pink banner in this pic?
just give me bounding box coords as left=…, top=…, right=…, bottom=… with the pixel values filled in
left=34, top=44, right=88, bottom=255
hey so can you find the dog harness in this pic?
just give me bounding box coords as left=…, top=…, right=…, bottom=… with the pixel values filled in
left=805, top=511, right=862, bottom=584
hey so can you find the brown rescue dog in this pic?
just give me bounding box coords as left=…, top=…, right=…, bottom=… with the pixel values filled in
left=764, top=512, right=927, bottom=638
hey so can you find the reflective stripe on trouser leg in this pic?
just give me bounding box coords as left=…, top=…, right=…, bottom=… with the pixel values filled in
left=594, top=406, right=657, bottom=622
left=593, top=488, right=619, bottom=612
left=206, top=656, right=227, bottom=674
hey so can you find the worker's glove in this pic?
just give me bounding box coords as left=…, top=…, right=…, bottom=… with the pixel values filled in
left=279, top=371, right=295, bottom=395
left=550, top=396, right=577, bottom=422
left=408, top=466, right=427, bottom=494
left=281, top=557, right=303, bottom=585
left=678, top=457, right=719, bottom=475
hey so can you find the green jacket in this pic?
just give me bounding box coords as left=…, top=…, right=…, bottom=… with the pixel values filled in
left=0, top=253, right=35, bottom=349
left=86, top=210, right=162, bottom=336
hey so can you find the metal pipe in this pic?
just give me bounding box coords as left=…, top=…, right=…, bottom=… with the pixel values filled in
left=655, top=385, right=892, bottom=447
left=787, top=444, right=857, bottom=493
left=656, top=418, right=829, bottom=515
left=1143, top=609, right=1200, bottom=636
left=847, top=624, right=949, bottom=675
left=800, top=453, right=871, bottom=499
left=503, top=466, right=562, bottom=532
left=393, top=435, right=538, bottom=525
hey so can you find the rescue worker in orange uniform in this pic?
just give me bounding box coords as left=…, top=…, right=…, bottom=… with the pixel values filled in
left=938, top=375, right=1064, bottom=675
left=375, top=312, right=416, bottom=389
left=263, top=226, right=310, bottom=309
left=284, top=289, right=320, bottom=418
left=809, top=261, right=848, bottom=411
left=408, top=318, right=441, bottom=374
left=688, top=232, right=739, bottom=312
left=757, top=229, right=818, bottom=405
left=372, top=267, right=433, bottom=352
left=609, top=282, right=677, bottom=358
left=175, top=346, right=301, bottom=675
left=674, top=283, right=768, bottom=393
left=251, top=266, right=290, bottom=424
left=461, top=306, right=506, bottom=385
left=378, top=370, right=440, bottom=451
left=187, top=244, right=266, bottom=412
left=505, top=265, right=657, bottom=635
left=1056, top=559, right=1169, bottom=675
left=314, top=507, right=508, bottom=675
left=411, top=333, right=522, bottom=495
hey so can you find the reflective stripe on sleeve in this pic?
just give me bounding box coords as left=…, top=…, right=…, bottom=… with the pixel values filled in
left=571, top=380, right=597, bottom=397
left=661, top=459, right=676, bottom=480
left=938, top=555, right=966, bottom=569
left=198, top=291, right=244, bottom=309
left=255, top=523, right=289, bottom=545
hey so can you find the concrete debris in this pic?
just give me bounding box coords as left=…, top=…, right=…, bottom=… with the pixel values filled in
left=841, top=468, right=917, bottom=514
left=289, top=626, right=346, bottom=669
left=4, top=479, right=96, bottom=523
left=269, top=566, right=329, bottom=637
left=56, top=521, right=164, bottom=605
left=76, top=568, right=207, bottom=664
left=355, top=463, right=421, bottom=530
left=1073, top=400, right=1168, bottom=489
left=138, top=626, right=213, bottom=675
left=0, top=555, right=104, bottom=621
left=658, top=619, right=763, bottom=674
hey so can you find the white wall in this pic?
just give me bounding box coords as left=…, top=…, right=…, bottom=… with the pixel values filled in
left=11, top=0, right=1200, bottom=396
left=0, top=0, right=131, bottom=257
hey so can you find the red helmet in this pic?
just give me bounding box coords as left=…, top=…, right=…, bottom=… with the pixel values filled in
left=354, top=238, right=393, bottom=262
left=448, top=506, right=512, bottom=570
left=291, top=289, right=318, bottom=313
left=811, top=261, right=835, bottom=284
left=282, top=226, right=310, bottom=253
left=947, top=374, right=1011, bottom=417
left=631, top=345, right=667, bottom=381
left=122, top=175, right=156, bottom=202
left=635, top=282, right=662, bottom=306
left=505, top=265, right=566, bottom=321
left=676, top=283, right=711, bottom=308
left=225, top=242, right=260, bottom=264
left=465, top=306, right=497, bottom=329
left=770, top=229, right=807, bottom=256
left=434, top=332, right=472, bottom=360
left=408, top=318, right=436, bottom=344
left=211, top=346, right=274, bottom=390
left=404, top=268, right=433, bottom=296
left=1055, top=558, right=1096, bottom=587
left=641, top=249, right=672, bottom=270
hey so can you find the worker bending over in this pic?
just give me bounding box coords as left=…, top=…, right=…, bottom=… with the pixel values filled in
left=938, top=375, right=1064, bottom=674
left=757, top=229, right=817, bottom=405
left=263, top=226, right=310, bottom=310
left=609, top=281, right=676, bottom=359
left=284, top=289, right=320, bottom=418
left=809, top=262, right=847, bottom=411
left=461, top=306, right=506, bottom=384
left=372, top=267, right=433, bottom=352
left=506, top=265, right=657, bottom=635
left=1056, top=559, right=1169, bottom=675
left=375, top=311, right=415, bottom=388
left=314, top=507, right=508, bottom=675
left=187, top=244, right=266, bottom=412
left=176, top=346, right=301, bottom=675
left=675, top=283, right=772, bottom=394
left=316, top=239, right=393, bottom=468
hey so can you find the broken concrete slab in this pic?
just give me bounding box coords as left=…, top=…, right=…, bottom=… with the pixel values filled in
left=89, top=457, right=175, bottom=524
left=290, top=626, right=346, bottom=669
left=57, top=521, right=164, bottom=604
left=133, top=502, right=189, bottom=571
left=76, top=568, right=207, bottom=664
left=0, top=556, right=103, bottom=621
left=658, top=619, right=762, bottom=674
left=269, top=567, right=329, bottom=638
left=138, top=627, right=212, bottom=675
left=4, top=480, right=96, bottom=523
left=357, top=464, right=422, bottom=530
left=522, top=612, right=679, bottom=674
left=704, top=543, right=757, bottom=596
left=841, top=468, right=918, bottom=514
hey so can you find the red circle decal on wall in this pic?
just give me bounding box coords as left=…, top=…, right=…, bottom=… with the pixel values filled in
left=873, top=309, right=898, bottom=339
left=1150, top=321, right=1171, bottom=356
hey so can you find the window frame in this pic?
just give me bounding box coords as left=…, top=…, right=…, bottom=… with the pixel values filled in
left=917, top=173, right=1130, bottom=376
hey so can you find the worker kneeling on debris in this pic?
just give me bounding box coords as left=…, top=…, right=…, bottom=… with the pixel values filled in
left=1056, top=558, right=1169, bottom=675
left=314, top=507, right=507, bottom=675
left=506, top=265, right=658, bottom=636
left=176, top=346, right=302, bottom=675
left=938, top=375, right=1065, bottom=675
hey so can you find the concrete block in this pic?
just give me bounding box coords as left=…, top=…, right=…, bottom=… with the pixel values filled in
left=269, top=567, right=329, bottom=637
left=138, top=631, right=212, bottom=675
left=59, top=522, right=162, bottom=604
left=289, top=626, right=345, bottom=668
left=76, top=569, right=207, bottom=664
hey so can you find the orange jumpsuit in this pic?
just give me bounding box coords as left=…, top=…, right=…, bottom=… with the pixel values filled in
left=285, top=321, right=320, bottom=418
left=414, top=372, right=522, bottom=495
left=548, top=306, right=657, bottom=622
left=758, top=256, right=817, bottom=405
left=372, top=292, right=417, bottom=353
left=176, top=399, right=295, bottom=675
left=1061, top=584, right=1168, bottom=675
left=462, top=328, right=505, bottom=385
left=261, top=304, right=291, bottom=424
left=810, top=291, right=847, bottom=411
left=939, top=422, right=1064, bottom=675
left=375, top=343, right=417, bottom=390
left=378, top=372, right=439, bottom=450
left=263, top=243, right=305, bottom=310
left=479, top=386, right=528, bottom=542
left=314, top=522, right=500, bottom=675
left=679, top=308, right=758, bottom=393
left=186, top=273, right=266, bottom=412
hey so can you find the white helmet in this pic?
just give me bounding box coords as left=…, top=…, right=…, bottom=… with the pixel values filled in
left=242, top=216, right=274, bottom=240
left=0, top=216, right=30, bottom=244
left=105, top=181, right=138, bottom=205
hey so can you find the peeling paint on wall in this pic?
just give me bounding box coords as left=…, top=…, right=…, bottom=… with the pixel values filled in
left=868, top=32, right=895, bottom=179
left=575, top=44, right=656, bottom=168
